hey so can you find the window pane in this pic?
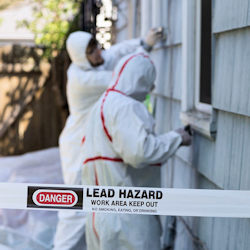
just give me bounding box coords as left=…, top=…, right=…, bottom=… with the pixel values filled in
left=200, top=0, right=211, bottom=104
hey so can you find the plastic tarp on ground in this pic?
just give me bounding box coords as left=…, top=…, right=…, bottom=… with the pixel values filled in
left=0, top=147, right=63, bottom=250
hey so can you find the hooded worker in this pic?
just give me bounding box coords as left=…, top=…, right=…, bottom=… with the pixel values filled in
left=54, top=30, right=165, bottom=250
left=80, top=52, right=192, bottom=250
left=60, top=29, right=164, bottom=194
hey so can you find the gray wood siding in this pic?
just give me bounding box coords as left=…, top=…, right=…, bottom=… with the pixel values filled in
left=197, top=217, right=250, bottom=250
left=213, top=0, right=250, bottom=33
left=172, top=155, right=197, bottom=189
left=197, top=177, right=250, bottom=250
left=194, top=111, right=250, bottom=190
left=152, top=45, right=182, bottom=101
left=193, top=133, right=216, bottom=184
left=154, top=97, right=182, bottom=133
left=137, top=1, right=250, bottom=250
left=193, top=5, right=250, bottom=246
left=213, top=28, right=250, bottom=117
left=154, top=96, right=196, bottom=166
left=174, top=216, right=196, bottom=250
left=214, top=111, right=250, bottom=189
left=164, top=0, right=182, bottom=46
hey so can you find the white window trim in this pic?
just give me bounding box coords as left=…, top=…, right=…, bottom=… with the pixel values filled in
left=181, top=0, right=216, bottom=140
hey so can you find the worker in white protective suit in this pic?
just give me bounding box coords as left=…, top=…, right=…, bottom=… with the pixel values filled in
left=80, top=52, right=192, bottom=250
left=53, top=29, right=164, bottom=250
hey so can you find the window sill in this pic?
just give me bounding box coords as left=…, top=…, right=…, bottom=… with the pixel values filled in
left=180, top=109, right=217, bottom=140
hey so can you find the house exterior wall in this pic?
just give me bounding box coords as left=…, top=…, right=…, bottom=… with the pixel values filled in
left=115, top=0, right=250, bottom=249
left=194, top=1, right=250, bottom=249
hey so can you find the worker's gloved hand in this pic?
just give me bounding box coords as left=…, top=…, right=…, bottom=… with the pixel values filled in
left=142, top=27, right=165, bottom=51
left=175, top=127, right=192, bottom=146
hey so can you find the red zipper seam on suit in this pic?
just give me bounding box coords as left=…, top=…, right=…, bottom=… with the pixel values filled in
left=100, top=89, right=126, bottom=142
left=110, top=53, right=143, bottom=89
left=110, top=53, right=152, bottom=90
left=81, top=136, right=86, bottom=145
left=94, top=166, right=99, bottom=186
left=93, top=166, right=100, bottom=241
left=84, top=157, right=123, bottom=241
left=83, top=156, right=123, bottom=165
left=108, top=89, right=126, bottom=95
left=85, top=157, right=123, bottom=241
left=100, top=90, right=113, bottom=142
left=92, top=212, right=100, bottom=241
left=83, top=156, right=160, bottom=166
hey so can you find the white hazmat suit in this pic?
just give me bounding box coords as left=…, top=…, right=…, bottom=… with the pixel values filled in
left=54, top=31, right=143, bottom=250
left=80, top=52, right=183, bottom=250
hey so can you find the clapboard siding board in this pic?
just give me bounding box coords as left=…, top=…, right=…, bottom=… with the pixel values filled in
left=236, top=219, right=250, bottom=250
left=213, top=28, right=250, bottom=117
left=152, top=45, right=182, bottom=100
left=213, top=0, right=250, bottom=33
left=193, top=133, right=216, bottom=184
left=212, top=111, right=235, bottom=189
left=154, top=97, right=194, bottom=165
left=165, top=0, right=182, bottom=46
left=145, top=0, right=182, bottom=46
left=197, top=217, right=250, bottom=250
left=154, top=97, right=181, bottom=133
left=172, top=155, right=197, bottom=188
left=140, top=0, right=152, bottom=37
left=196, top=217, right=213, bottom=250
left=227, top=219, right=246, bottom=250
left=171, top=157, right=197, bottom=250
left=152, top=0, right=182, bottom=46
left=198, top=172, right=219, bottom=190
left=249, top=3, right=250, bottom=23
left=192, top=111, right=250, bottom=190
left=238, top=116, right=250, bottom=189
left=211, top=218, right=233, bottom=250
left=212, top=111, right=250, bottom=189
left=174, top=217, right=196, bottom=250
left=196, top=178, right=249, bottom=250
left=211, top=218, right=250, bottom=250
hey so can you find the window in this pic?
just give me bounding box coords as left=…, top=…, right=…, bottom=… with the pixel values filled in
left=181, top=0, right=216, bottom=139
left=195, top=0, right=212, bottom=113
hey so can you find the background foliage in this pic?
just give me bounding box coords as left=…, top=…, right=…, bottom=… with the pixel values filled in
left=18, top=0, right=81, bottom=58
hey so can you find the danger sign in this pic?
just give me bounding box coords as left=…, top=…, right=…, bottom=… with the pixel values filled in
left=32, top=190, right=78, bottom=207
left=27, top=186, right=83, bottom=210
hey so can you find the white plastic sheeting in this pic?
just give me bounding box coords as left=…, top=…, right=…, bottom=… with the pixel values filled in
left=0, top=147, right=63, bottom=250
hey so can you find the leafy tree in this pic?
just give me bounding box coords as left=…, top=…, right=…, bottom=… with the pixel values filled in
left=18, top=0, right=81, bottom=59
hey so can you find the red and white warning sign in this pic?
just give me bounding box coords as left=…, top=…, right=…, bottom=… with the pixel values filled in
left=32, top=189, right=78, bottom=207
left=27, top=186, right=83, bottom=210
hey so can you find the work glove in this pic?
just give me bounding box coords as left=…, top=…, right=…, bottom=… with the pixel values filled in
left=175, top=126, right=192, bottom=146
left=142, top=27, right=165, bottom=51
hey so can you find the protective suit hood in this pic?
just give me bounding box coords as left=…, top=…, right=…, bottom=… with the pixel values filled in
left=66, top=31, right=93, bottom=70
left=110, top=52, right=156, bottom=101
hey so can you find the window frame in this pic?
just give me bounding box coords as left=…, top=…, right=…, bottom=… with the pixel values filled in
left=181, top=0, right=216, bottom=139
